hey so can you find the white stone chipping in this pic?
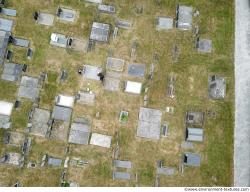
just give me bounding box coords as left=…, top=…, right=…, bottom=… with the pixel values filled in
left=55, top=95, right=75, bottom=108
left=125, top=81, right=142, bottom=94
left=90, top=133, right=111, bottom=148
left=0, top=101, right=13, bottom=116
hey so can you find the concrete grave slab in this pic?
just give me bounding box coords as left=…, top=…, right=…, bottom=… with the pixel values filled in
left=114, top=160, right=132, bottom=169
left=90, top=22, right=110, bottom=43
left=186, top=127, right=203, bottom=142
left=50, top=33, right=69, bottom=48
left=137, top=107, right=162, bottom=140
left=156, top=17, right=173, bottom=30
left=52, top=105, right=72, bottom=122
left=0, top=115, right=11, bottom=129
left=157, top=167, right=175, bottom=176
left=30, top=108, right=50, bottom=137
left=116, top=19, right=132, bottom=29
left=55, top=94, right=75, bottom=108
left=57, top=8, right=77, bottom=23
left=13, top=38, right=30, bottom=47
left=1, top=63, right=23, bottom=82
left=98, top=4, right=115, bottom=14
left=18, top=76, right=39, bottom=101
left=47, top=157, right=62, bottom=167
left=176, top=5, right=193, bottom=30
left=113, top=171, right=131, bottom=180
left=127, top=63, right=145, bottom=78
left=68, top=118, right=91, bottom=145
left=197, top=39, right=212, bottom=53
left=1, top=8, right=16, bottom=17
left=0, top=18, right=13, bottom=32
left=183, top=152, right=201, bottom=167
left=0, top=30, right=10, bottom=65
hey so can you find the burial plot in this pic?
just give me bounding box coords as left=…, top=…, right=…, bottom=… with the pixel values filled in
left=57, top=7, right=77, bottom=23
left=0, top=101, right=13, bottom=129
left=106, top=57, right=124, bottom=72
left=176, top=5, right=193, bottom=30
left=181, top=141, right=194, bottom=149
left=114, top=160, right=132, bottom=169
left=85, top=0, right=102, bottom=4
left=49, top=120, right=70, bottom=142
left=0, top=152, right=24, bottom=167
left=76, top=91, right=95, bottom=105
left=30, top=108, right=50, bottom=137
left=0, top=18, right=13, bottom=32
left=116, top=19, right=132, bottom=29
left=1, top=8, right=16, bottom=17
left=104, top=77, right=120, bottom=91
left=186, top=111, right=204, bottom=127
left=98, top=4, right=115, bottom=14
left=90, top=133, right=112, bottom=148
left=82, top=64, right=102, bottom=81
left=68, top=118, right=91, bottom=145
left=4, top=131, right=25, bottom=146
left=37, top=12, right=54, bottom=26
left=196, top=38, right=212, bottom=53
left=90, top=22, right=110, bottom=43
left=13, top=38, right=29, bottom=48
left=125, top=81, right=142, bottom=95
left=71, top=38, right=86, bottom=52
left=50, top=33, right=71, bottom=48
left=47, top=156, right=62, bottom=167
left=55, top=94, right=75, bottom=108
left=18, top=76, right=40, bottom=101
left=52, top=106, right=72, bottom=122
left=127, top=63, right=146, bottom=78
left=185, top=127, right=204, bottom=142
left=156, top=17, right=173, bottom=30
left=1, top=63, right=23, bottom=82
left=113, top=172, right=131, bottom=180
left=0, top=30, right=10, bottom=65
left=183, top=152, right=201, bottom=167
left=137, top=107, right=162, bottom=140
left=208, top=75, right=226, bottom=99
left=157, top=167, right=175, bottom=176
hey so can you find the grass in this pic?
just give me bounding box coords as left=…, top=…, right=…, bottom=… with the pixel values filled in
left=0, top=0, right=234, bottom=187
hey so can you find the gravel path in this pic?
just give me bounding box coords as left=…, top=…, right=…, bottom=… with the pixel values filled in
left=235, top=0, right=250, bottom=187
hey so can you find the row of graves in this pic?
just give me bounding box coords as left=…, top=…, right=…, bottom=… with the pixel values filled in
left=0, top=1, right=35, bottom=171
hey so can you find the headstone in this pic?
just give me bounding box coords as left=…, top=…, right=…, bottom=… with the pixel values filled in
left=113, top=27, right=118, bottom=39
